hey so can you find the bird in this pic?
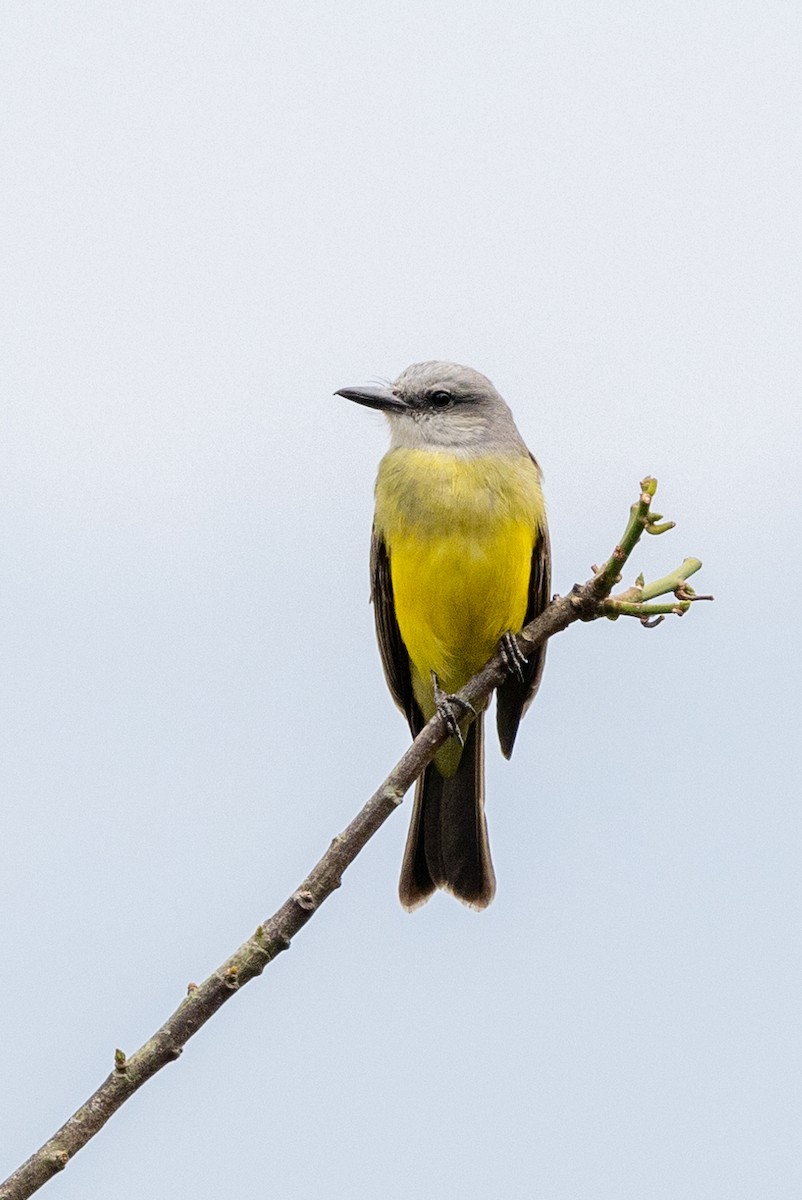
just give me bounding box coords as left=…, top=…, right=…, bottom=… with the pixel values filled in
left=336, top=361, right=550, bottom=910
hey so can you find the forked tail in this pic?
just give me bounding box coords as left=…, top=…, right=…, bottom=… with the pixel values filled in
left=398, top=715, right=495, bottom=910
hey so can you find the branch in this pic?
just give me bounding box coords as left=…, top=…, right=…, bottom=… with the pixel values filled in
left=0, top=477, right=710, bottom=1200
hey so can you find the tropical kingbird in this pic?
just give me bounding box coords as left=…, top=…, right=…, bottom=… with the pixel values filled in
left=337, top=362, right=550, bottom=910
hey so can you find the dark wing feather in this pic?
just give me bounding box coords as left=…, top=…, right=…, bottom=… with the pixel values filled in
left=370, top=528, right=423, bottom=736
left=496, top=500, right=552, bottom=760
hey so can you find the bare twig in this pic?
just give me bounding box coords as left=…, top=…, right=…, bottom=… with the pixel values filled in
left=0, top=477, right=710, bottom=1200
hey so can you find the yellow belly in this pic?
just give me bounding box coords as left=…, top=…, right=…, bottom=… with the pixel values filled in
left=390, top=520, right=533, bottom=703
left=375, top=448, right=545, bottom=723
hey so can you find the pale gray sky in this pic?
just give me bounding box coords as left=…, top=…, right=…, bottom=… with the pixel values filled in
left=2, top=3, right=800, bottom=1197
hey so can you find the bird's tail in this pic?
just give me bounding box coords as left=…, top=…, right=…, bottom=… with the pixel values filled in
left=398, top=714, right=495, bottom=911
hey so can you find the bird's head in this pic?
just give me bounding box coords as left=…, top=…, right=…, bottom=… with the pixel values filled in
left=336, top=361, right=523, bottom=454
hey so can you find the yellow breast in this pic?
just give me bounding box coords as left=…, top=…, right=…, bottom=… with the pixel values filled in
left=375, top=448, right=545, bottom=715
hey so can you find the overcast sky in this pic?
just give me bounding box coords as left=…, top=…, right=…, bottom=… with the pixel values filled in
left=2, top=3, right=800, bottom=1197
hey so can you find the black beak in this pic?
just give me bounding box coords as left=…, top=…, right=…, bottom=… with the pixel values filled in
left=335, top=383, right=408, bottom=413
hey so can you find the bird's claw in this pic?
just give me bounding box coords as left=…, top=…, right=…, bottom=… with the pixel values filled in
left=431, top=672, right=475, bottom=746
left=499, top=631, right=528, bottom=684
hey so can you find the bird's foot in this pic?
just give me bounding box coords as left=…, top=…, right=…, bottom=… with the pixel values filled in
left=499, top=631, right=528, bottom=684
left=431, top=672, right=475, bottom=746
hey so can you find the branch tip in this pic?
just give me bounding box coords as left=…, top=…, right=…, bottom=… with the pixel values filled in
left=675, top=582, right=714, bottom=602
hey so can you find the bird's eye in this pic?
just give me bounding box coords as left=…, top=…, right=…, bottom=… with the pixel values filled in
left=430, top=390, right=453, bottom=408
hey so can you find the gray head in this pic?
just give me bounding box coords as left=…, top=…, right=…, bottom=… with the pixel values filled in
left=335, top=361, right=527, bottom=455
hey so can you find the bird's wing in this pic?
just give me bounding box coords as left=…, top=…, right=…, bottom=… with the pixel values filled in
left=370, top=528, right=424, bottom=736
left=496, top=507, right=552, bottom=760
